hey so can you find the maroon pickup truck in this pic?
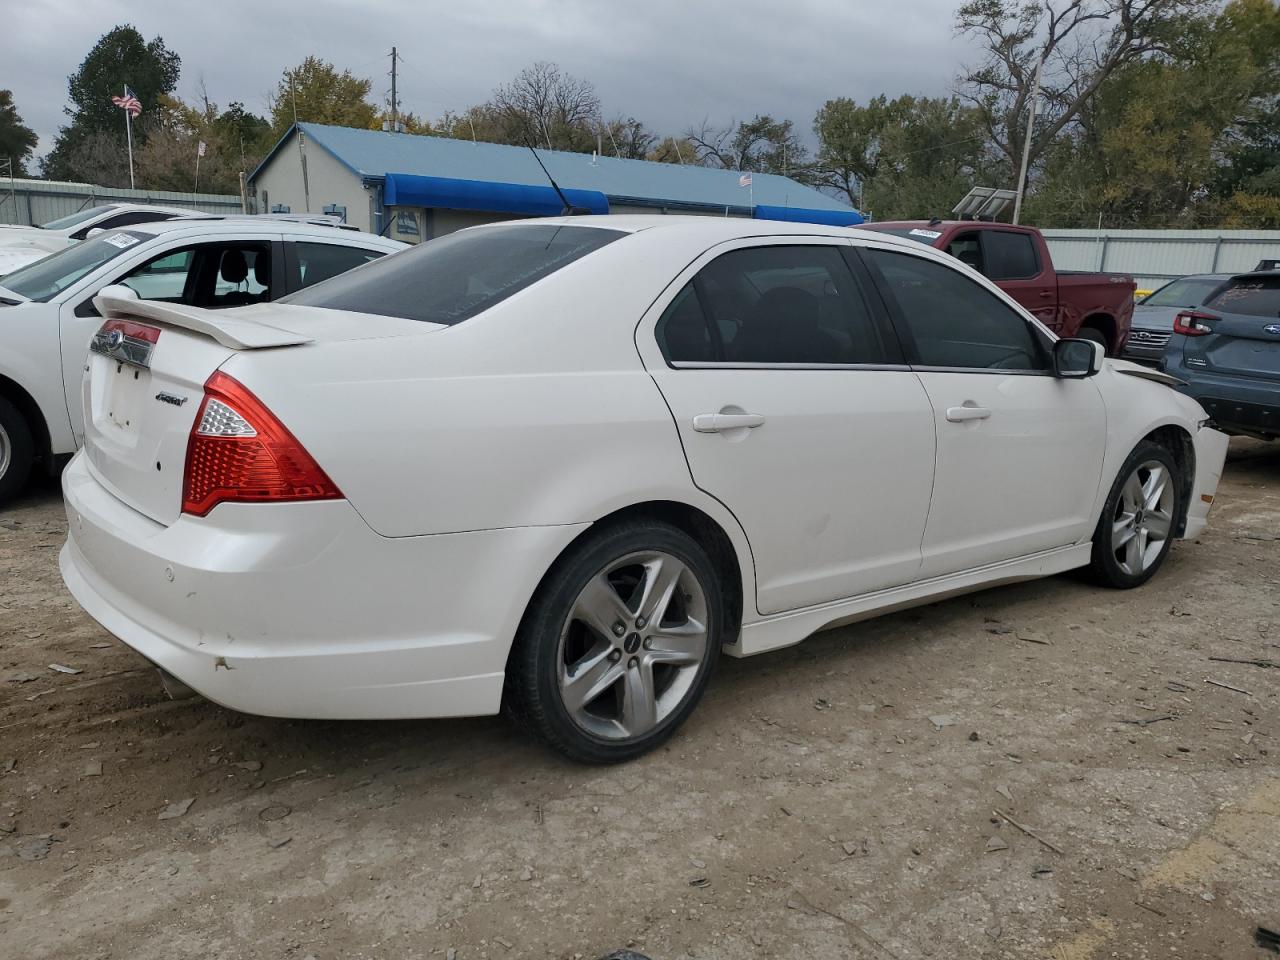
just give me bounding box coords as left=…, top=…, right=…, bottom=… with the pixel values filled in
left=860, top=221, right=1135, bottom=355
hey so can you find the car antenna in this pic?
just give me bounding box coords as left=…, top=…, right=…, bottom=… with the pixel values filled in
left=526, top=142, right=592, bottom=216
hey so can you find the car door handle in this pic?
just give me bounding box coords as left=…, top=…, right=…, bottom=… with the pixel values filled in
left=1038, top=290, right=1054, bottom=299
left=945, top=405, right=992, bottom=422
left=692, top=413, right=766, bottom=433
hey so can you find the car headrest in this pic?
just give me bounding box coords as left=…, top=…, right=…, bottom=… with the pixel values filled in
left=220, top=249, right=248, bottom=284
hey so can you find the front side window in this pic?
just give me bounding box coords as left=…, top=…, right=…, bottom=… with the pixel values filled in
left=119, top=249, right=194, bottom=302
left=865, top=249, right=1048, bottom=371
left=982, top=231, right=1039, bottom=280
left=283, top=224, right=625, bottom=325
left=657, top=244, right=887, bottom=365
left=945, top=232, right=983, bottom=273
left=293, top=242, right=385, bottom=292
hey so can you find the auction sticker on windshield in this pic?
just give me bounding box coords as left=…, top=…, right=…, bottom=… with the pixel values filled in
left=909, top=228, right=943, bottom=239
left=102, top=233, right=141, bottom=249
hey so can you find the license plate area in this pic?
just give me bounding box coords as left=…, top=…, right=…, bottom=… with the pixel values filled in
left=92, top=356, right=153, bottom=441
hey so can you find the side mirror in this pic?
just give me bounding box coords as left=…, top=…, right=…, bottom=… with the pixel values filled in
left=86, top=283, right=140, bottom=319
left=85, top=228, right=105, bottom=239
left=97, top=283, right=139, bottom=301
left=1053, top=338, right=1103, bottom=379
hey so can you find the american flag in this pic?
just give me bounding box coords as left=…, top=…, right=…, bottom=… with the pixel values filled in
left=738, top=173, right=752, bottom=187
left=111, top=86, right=142, bottom=118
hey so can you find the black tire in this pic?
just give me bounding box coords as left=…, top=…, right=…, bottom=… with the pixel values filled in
left=1086, top=441, right=1181, bottom=589
left=0, top=396, right=35, bottom=507
left=1078, top=326, right=1109, bottom=354
left=505, top=519, right=724, bottom=763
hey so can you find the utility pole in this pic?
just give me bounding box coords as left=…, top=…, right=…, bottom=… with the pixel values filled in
left=1012, top=56, right=1045, bottom=226
left=390, top=46, right=399, bottom=131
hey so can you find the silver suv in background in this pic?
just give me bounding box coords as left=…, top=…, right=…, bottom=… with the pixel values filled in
left=1123, top=274, right=1235, bottom=365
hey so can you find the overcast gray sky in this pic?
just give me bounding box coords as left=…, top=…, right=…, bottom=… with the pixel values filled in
left=3, top=0, right=979, bottom=160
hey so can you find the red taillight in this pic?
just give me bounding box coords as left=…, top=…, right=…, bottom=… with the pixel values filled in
left=100, top=318, right=161, bottom=344
left=1173, top=311, right=1215, bottom=337
left=182, top=371, right=342, bottom=517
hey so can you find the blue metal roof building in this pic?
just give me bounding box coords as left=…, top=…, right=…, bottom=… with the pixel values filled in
left=248, top=123, right=861, bottom=241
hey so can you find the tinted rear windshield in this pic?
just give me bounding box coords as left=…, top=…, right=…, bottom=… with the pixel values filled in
left=282, top=223, right=626, bottom=325
left=1142, top=276, right=1225, bottom=307
left=1205, top=276, right=1280, bottom=318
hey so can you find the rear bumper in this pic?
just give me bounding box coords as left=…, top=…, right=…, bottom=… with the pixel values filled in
left=59, top=452, right=587, bottom=719
left=1184, top=424, right=1230, bottom=540
left=1165, top=357, right=1280, bottom=438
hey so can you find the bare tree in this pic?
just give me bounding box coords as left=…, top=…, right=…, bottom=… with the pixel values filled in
left=491, top=61, right=601, bottom=151
left=956, top=0, right=1211, bottom=175
left=599, top=115, right=657, bottom=160
left=685, top=115, right=811, bottom=179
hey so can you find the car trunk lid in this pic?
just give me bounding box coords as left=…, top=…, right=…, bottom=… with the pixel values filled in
left=81, top=295, right=436, bottom=526
left=1181, top=277, right=1280, bottom=382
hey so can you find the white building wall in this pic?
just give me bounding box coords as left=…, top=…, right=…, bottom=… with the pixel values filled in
left=250, top=132, right=375, bottom=230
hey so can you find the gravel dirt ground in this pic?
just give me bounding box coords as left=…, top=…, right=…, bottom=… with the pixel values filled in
left=1, top=439, right=1277, bottom=960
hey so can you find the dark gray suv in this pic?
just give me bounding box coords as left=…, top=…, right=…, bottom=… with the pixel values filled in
left=1162, top=271, right=1280, bottom=440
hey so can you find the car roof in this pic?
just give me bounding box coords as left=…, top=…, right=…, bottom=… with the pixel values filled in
left=475, top=213, right=926, bottom=249
left=118, top=218, right=405, bottom=248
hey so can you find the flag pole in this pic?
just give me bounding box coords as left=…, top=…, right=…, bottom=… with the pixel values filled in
left=124, top=88, right=136, bottom=189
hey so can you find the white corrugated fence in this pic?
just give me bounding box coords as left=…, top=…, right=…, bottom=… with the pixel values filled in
left=1041, top=228, right=1280, bottom=293
left=0, top=177, right=243, bottom=227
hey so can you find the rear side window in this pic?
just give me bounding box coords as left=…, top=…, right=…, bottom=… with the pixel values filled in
left=1205, top=276, right=1280, bottom=317
left=865, top=249, right=1048, bottom=371
left=982, top=231, right=1039, bottom=280
left=292, top=242, right=384, bottom=292
left=657, top=245, right=887, bottom=365
left=282, top=224, right=625, bottom=325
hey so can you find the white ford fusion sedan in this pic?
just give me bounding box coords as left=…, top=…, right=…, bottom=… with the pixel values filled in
left=59, top=216, right=1229, bottom=762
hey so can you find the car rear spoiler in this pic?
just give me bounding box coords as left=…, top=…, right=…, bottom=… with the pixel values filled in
left=93, top=294, right=313, bottom=350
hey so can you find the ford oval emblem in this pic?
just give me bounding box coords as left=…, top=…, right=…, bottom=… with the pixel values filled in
left=106, top=329, right=125, bottom=350
left=1265, top=323, right=1280, bottom=336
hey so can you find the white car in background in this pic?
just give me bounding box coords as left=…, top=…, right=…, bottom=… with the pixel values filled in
left=58, top=216, right=1229, bottom=763
left=0, top=203, right=195, bottom=274
left=0, top=219, right=405, bottom=501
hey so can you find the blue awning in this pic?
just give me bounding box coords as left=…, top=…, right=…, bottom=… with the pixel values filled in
left=383, top=172, right=609, bottom=216
left=753, top=204, right=864, bottom=227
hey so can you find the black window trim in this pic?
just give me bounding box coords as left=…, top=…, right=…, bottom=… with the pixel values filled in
left=977, top=229, right=1042, bottom=282
left=654, top=239, right=907, bottom=370
left=854, top=244, right=1055, bottom=376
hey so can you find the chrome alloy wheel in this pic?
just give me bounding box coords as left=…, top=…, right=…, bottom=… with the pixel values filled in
left=0, top=421, right=10, bottom=481
left=1111, top=459, right=1176, bottom=576
left=556, top=550, right=710, bottom=741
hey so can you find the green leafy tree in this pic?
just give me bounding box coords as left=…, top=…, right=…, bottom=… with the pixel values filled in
left=43, top=25, right=181, bottom=182
left=269, top=57, right=378, bottom=134
left=647, top=135, right=698, bottom=165
left=0, top=90, right=38, bottom=175
left=956, top=0, right=1213, bottom=179
left=137, top=94, right=273, bottom=194
left=813, top=95, right=908, bottom=206
left=1026, top=0, right=1280, bottom=226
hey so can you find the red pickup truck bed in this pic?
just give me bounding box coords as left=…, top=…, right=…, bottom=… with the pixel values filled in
left=859, top=221, right=1135, bottom=355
